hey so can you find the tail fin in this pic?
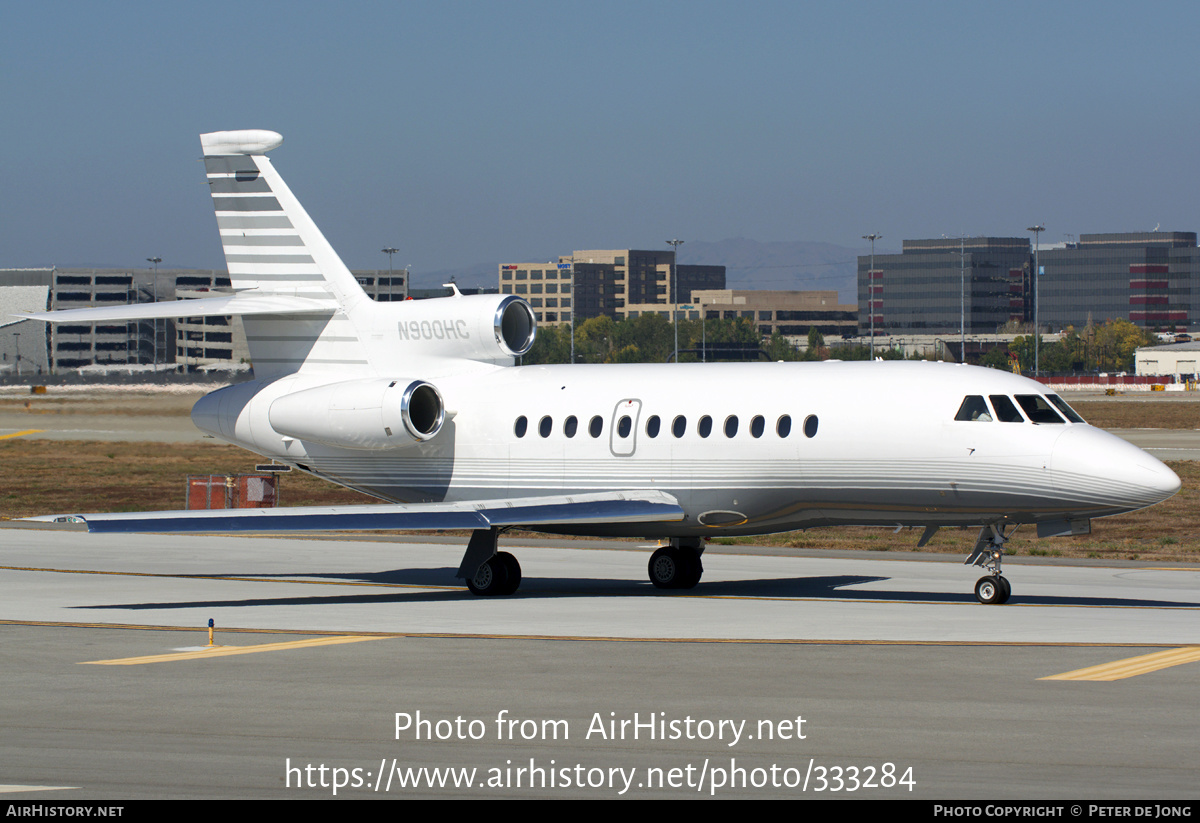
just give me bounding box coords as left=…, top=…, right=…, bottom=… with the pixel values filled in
left=201, top=130, right=366, bottom=307
left=201, top=130, right=370, bottom=377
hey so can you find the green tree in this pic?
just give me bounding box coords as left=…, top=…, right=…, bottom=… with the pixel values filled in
left=574, top=315, right=617, bottom=363
left=523, top=322, right=570, bottom=365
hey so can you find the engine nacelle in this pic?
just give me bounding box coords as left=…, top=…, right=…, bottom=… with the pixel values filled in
left=386, top=293, right=536, bottom=364
left=268, top=378, right=445, bottom=450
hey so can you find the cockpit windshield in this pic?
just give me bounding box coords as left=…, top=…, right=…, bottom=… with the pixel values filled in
left=954, top=395, right=993, bottom=421
left=955, top=393, right=1083, bottom=424
left=1015, top=395, right=1066, bottom=423
left=989, top=395, right=1024, bottom=423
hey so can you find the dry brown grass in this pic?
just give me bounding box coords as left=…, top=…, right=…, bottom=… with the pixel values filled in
left=1072, top=401, right=1200, bottom=430
left=0, top=439, right=366, bottom=518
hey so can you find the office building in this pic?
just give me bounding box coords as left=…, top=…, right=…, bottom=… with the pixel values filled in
left=500, top=249, right=725, bottom=324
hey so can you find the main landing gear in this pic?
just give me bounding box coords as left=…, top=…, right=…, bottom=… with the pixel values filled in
left=648, top=538, right=705, bottom=590
left=458, top=528, right=522, bottom=596
left=964, top=524, right=1014, bottom=605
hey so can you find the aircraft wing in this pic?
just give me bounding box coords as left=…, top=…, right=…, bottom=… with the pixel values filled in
left=18, top=293, right=338, bottom=324
left=22, top=490, right=684, bottom=534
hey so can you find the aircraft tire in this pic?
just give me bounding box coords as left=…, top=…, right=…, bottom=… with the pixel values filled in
left=996, top=575, right=1011, bottom=604
left=648, top=547, right=682, bottom=589
left=676, top=548, right=703, bottom=589
left=649, top=546, right=703, bottom=590
left=974, top=575, right=1004, bottom=605
left=496, top=551, right=522, bottom=595
left=466, top=555, right=510, bottom=596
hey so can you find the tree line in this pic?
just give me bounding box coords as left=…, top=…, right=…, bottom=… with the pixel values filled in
left=523, top=314, right=1160, bottom=374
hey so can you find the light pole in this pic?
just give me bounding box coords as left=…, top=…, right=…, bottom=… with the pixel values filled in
left=146, top=257, right=162, bottom=368
left=381, top=247, right=398, bottom=300
left=960, top=236, right=966, bottom=362
left=666, top=239, right=684, bottom=363
left=942, top=234, right=969, bottom=364
left=1027, top=224, right=1044, bottom=375
left=566, top=256, right=575, bottom=364
left=862, top=234, right=881, bottom=359
left=12, top=332, right=19, bottom=376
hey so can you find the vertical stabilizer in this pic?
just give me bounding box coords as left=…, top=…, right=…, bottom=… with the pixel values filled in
left=200, top=130, right=371, bottom=377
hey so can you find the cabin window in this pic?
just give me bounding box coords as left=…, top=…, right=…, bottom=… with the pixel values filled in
left=989, top=395, right=1024, bottom=423
left=698, top=416, right=712, bottom=438
left=617, top=415, right=632, bottom=438
left=589, top=415, right=603, bottom=438
left=803, top=415, right=818, bottom=438
left=955, top=395, right=992, bottom=422
left=514, top=416, right=528, bottom=437
left=564, top=415, right=578, bottom=437
left=672, top=415, right=687, bottom=438
left=777, top=415, right=792, bottom=437
left=1047, top=395, right=1086, bottom=423
left=750, top=415, right=765, bottom=438
left=646, top=415, right=661, bottom=438
left=539, top=416, right=553, bottom=437
left=1016, top=395, right=1066, bottom=424
left=724, top=415, right=739, bottom=438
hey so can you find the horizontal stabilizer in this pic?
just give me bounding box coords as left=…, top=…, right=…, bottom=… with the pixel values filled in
left=18, top=293, right=338, bottom=324
left=24, top=490, right=685, bottom=534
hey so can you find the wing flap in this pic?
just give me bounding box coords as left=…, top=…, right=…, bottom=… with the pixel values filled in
left=23, top=491, right=684, bottom=534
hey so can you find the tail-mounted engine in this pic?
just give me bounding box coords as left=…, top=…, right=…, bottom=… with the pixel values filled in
left=268, top=378, right=445, bottom=450
left=387, top=294, right=536, bottom=364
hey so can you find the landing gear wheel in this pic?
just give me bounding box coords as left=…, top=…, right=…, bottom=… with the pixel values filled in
left=466, top=554, right=510, bottom=596
left=648, top=546, right=704, bottom=590
left=975, top=575, right=1004, bottom=605
left=496, top=551, right=522, bottom=595
left=649, top=547, right=679, bottom=589
left=966, top=524, right=1016, bottom=605
left=676, top=548, right=703, bottom=589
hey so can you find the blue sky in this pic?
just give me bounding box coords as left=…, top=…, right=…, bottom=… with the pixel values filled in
left=3, top=1, right=1198, bottom=288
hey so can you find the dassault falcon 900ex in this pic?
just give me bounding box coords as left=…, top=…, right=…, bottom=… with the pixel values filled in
left=21, top=130, right=1181, bottom=603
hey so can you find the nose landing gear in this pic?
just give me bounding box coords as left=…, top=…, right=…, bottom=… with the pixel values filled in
left=965, top=524, right=1014, bottom=605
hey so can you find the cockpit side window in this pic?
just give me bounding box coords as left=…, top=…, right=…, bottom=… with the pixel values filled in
left=1047, top=394, right=1086, bottom=423
left=954, top=395, right=993, bottom=422
left=989, top=395, right=1024, bottom=423
left=1016, top=394, right=1066, bottom=423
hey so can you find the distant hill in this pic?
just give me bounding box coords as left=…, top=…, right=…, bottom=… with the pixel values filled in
left=683, top=238, right=860, bottom=303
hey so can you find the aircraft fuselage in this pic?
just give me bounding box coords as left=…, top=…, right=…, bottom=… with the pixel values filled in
left=191, top=359, right=1180, bottom=539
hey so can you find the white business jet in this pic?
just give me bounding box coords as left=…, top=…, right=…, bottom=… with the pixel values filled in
left=21, top=130, right=1181, bottom=604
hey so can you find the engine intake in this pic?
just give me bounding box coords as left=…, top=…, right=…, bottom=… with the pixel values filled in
left=386, top=293, right=537, bottom=364
left=268, top=378, right=444, bottom=450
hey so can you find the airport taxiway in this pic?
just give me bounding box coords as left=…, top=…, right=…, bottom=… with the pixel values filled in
left=2, top=525, right=1198, bottom=799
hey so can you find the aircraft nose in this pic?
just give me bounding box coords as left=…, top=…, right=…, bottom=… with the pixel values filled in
left=1052, top=425, right=1181, bottom=508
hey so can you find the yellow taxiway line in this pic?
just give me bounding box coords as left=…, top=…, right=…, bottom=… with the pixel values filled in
left=0, top=429, right=44, bottom=440
left=82, top=635, right=385, bottom=665
left=1041, top=646, right=1200, bottom=681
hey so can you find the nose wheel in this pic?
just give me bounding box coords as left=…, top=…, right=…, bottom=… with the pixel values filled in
left=965, top=524, right=1015, bottom=605
left=974, top=574, right=1011, bottom=605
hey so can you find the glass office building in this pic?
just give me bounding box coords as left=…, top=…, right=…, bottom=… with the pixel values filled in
left=1040, top=233, right=1196, bottom=333
left=857, top=238, right=1030, bottom=335
left=859, top=232, right=1200, bottom=335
